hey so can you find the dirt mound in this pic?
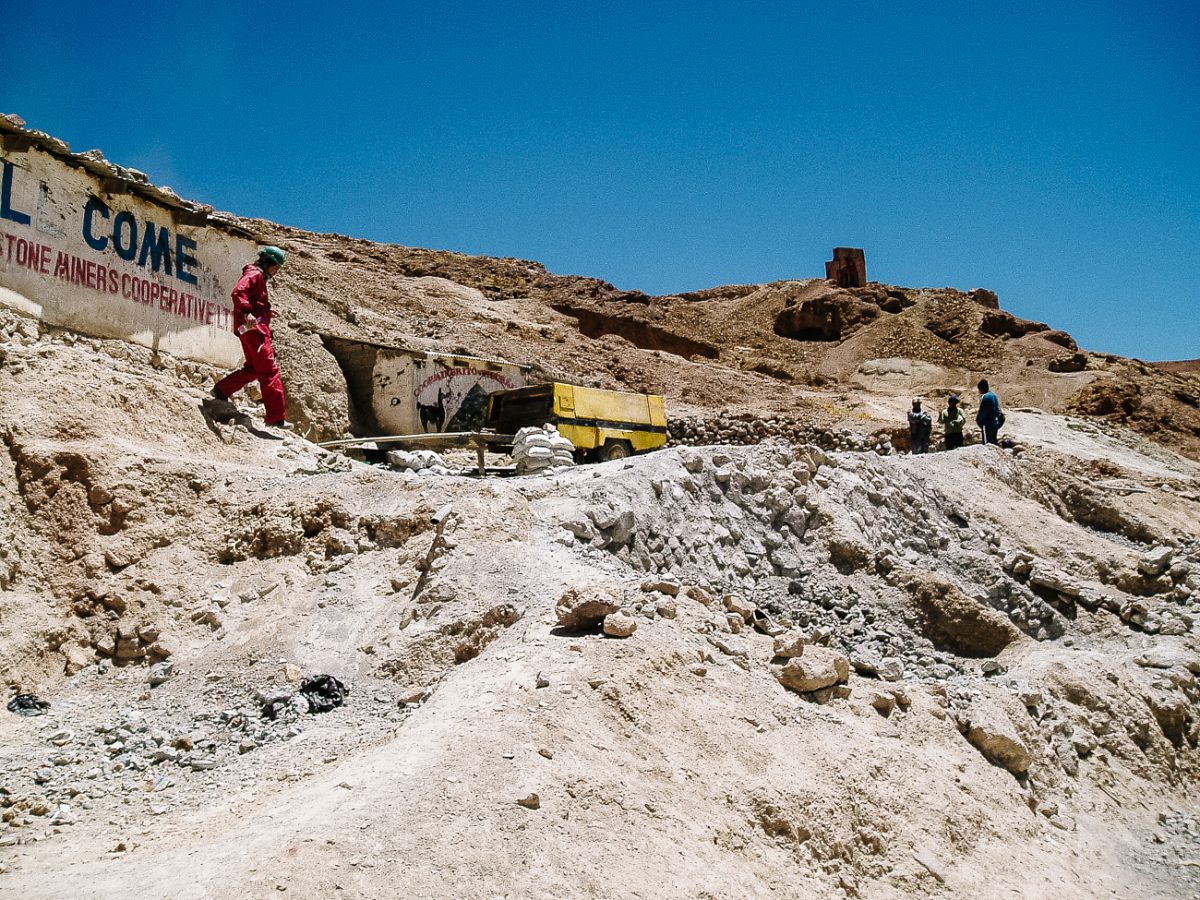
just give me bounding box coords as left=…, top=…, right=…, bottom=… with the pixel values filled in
left=2, top=342, right=1199, bottom=896
left=1065, top=357, right=1200, bottom=460
left=142, top=213, right=1196, bottom=456
left=4, top=127, right=1200, bottom=897
left=1157, top=359, right=1200, bottom=375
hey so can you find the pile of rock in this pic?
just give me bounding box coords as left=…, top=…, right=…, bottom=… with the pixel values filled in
left=669, top=414, right=891, bottom=455
left=0, top=311, right=40, bottom=348
left=557, top=441, right=1124, bottom=684
left=705, top=590, right=854, bottom=703
left=1033, top=542, right=1200, bottom=636
left=635, top=577, right=680, bottom=620
left=555, top=584, right=637, bottom=638
left=994, top=552, right=1072, bottom=640
left=562, top=442, right=817, bottom=590
left=558, top=504, right=638, bottom=550
left=0, top=663, right=368, bottom=844
left=782, top=575, right=965, bottom=682
left=93, top=623, right=172, bottom=666
left=387, top=449, right=454, bottom=476
left=748, top=601, right=851, bottom=703
left=513, top=425, right=575, bottom=475
left=1135, top=544, right=1200, bottom=609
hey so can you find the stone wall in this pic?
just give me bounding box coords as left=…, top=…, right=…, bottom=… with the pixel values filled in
left=668, top=413, right=893, bottom=455
left=825, top=247, right=867, bottom=289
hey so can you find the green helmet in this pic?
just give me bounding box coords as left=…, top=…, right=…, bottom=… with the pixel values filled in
left=259, top=246, right=286, bottom=267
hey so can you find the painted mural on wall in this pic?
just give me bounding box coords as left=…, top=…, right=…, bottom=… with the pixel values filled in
left=0, top=144, right=255, bottom=367
left=371, top=350, right=525, bottom=435
left=413, top=363, right=520, bottom=431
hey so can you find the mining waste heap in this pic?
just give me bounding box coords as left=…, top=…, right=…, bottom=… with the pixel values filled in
left=2, top=116, right=1200, bottom=898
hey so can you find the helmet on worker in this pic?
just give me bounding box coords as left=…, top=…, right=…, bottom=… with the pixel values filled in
left=258, top=246, right=286, bottom=268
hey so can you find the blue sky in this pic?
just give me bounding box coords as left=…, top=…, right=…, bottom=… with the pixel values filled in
left=3, top=1, right=1197, bottom=360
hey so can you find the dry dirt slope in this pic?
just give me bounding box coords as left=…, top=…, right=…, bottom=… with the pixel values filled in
left=2, top=303, right=1200, bottom=898
left=236, top=222, right=1200, bottom=460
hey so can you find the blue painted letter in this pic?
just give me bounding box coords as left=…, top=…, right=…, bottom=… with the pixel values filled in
left=113, top=211, right=138, bottom=261
left=138, top=221, right=173, bottom=275
left=1, top=162, right=31, bottom=225
left=175, top=234, right=198, bottom=285
left=83, top=196, right=110, bottom=251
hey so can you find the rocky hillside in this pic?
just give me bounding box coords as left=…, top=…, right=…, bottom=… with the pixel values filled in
left=1158, top=360, right=1200, bottom=375
left=217, top=221, right=1199, bottom=461
left=2, top=191, right=1200, bottom=896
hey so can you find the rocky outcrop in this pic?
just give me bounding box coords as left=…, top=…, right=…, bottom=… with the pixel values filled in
left=954, top=695, right=1033, bottom=776
left=775, top=646, right=850, bottom=693
left=774, top=286, right=881, bottom=342
left=555, top=585, right=623, bottom=630
left=979, top=310, right=1049, bottom=339
left=900, top=572, right=1021, bottom=657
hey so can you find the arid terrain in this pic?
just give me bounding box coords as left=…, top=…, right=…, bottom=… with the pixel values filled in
left=2, top=163, right=1200, bottom=898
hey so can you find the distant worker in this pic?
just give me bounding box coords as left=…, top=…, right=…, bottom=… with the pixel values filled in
left=938, top=394, right=966, bottom=451
left=976, top=379, right=1003, bottom=445
left=212, top=246, right=291, bottom=430
left=907, top=398, right=932, bottom=454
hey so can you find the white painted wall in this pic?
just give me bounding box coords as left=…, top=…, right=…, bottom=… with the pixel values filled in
left=0, top=146, right=257, bottom=367
left=371, top=350, right=525, bottom=434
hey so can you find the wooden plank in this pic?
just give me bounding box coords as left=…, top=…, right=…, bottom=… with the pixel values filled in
left=316, top=431, right=515, bottom=451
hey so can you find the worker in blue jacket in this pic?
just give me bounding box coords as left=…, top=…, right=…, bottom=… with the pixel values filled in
left=976, top=379, right=1003, bottom=445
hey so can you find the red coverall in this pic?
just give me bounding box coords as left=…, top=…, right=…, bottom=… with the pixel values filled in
left=214, top=264, right=287, bottom=422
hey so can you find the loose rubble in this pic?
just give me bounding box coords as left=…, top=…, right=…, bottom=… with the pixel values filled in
left=2, top=244, right=1200, bottom=896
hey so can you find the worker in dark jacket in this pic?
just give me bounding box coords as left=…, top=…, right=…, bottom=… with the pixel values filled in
left=212, top=246, right=290, bottom=429
left=976, top=379, right=1003, bottom=445
left=907, top=398, right=932, bottom=454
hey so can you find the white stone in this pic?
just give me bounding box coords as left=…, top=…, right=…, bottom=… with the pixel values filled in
left=1028, top=564, right=1081, bottom=598
left=602, top=612, right=638, bottom=638
left=1139, top=546, right=1175, bottom=577
left=878, top=657, right=904, bottom=682
left=772, top=632, right=806, bottom=658
left=776, top=647, right=850, bottom=693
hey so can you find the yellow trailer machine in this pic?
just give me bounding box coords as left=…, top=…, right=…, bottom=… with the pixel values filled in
left=485, top=383, right=668, bottom=461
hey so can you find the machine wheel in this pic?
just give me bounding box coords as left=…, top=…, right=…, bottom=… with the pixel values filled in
left=597, top=440, right=632, bottom=461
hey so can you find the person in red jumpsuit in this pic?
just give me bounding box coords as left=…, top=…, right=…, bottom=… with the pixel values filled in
left=212, top=246, right=290, bottom=429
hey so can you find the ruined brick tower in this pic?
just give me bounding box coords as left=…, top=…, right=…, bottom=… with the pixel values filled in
left=825, top=247, right=867, bottom=288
